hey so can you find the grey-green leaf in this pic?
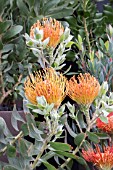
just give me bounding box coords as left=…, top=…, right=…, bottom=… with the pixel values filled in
left=0, top=20, right=12, bottom=34
left=17, top=0, right=29, bottom=16
left=74, top=133, right=85, bottom=147
left=7, top=145, right=16, bottom=158
left=43, top=161, right=57, bottom=170
left=4, top=166, right=18, bottom=170
left=49, top=142, right=72, bottom=151
left=87, top=132, right=100, bottom=143
left=3, top=25, right=23, bottom=41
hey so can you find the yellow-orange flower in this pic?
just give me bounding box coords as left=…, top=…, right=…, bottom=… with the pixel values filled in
left=82, top=145, right=113, bottom=170
left=96, top=112, right=113, bottom=134
left=24, top=68, right=67, bottom=108
left=30, top=18, right=64, bottom=48
left=68, top=73, right=100, bottom=106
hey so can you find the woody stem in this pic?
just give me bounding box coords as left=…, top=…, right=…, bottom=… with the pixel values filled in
left=59, top=126, right=90, bottom=169
left=0, top=16, right=5, bottom=102
left=85, top=107, right=90, bottom=127
left=83, top=0, right=91, bottom=53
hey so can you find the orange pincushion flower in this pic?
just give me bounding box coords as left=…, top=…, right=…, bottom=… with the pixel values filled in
left=82, top=145, right=113, bottom=170
left=96, top=112, right=113, bottom=134
left=68, top=73, right=100, bottom=106
left=30, top=18, right=64, bottom=48
left=24, top=68, right=67, bottom=108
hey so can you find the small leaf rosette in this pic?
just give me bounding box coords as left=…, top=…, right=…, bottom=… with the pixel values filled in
left=96, top=112, right=113, bottom=134
left=82, top=145, right=113, bottom=170
left=68, top=73, right=100, bottom=106
left=30, top=17, right=64, bottom=48
left=24, top=68, right=68, bottom=108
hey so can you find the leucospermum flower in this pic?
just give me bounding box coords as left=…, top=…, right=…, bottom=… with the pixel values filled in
left=82, top=145, right=113, bottom=170
left=68, top=73, right=100, bottom=106
left=30, top=17, right=64, bottom=48
left=24, top=68, right=67, bottom=108
left=96, top=112, right=113, bottom=134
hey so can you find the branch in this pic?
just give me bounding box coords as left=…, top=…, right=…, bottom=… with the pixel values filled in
left=83, top=0, right=91, bottom=53
left=31, top=137, right=48, bottom=169
left=85, top=107, right=91, bottom=127
left=59, top=106, right=96, bottom=169
left=31, top=132, right=55, bottom=169
left=0, top=16, right=23, bottom=104
left=83, top=17, right=91, bottom=53
left=75, top=119, right=83, bottom=133
left=0, top=131, right=23, bottom=155
left=0, top=16, right=5, bottom=99
left=31, top=115, right=59, bottom=169
left=59, top=127, right=90, bottom=169
left=0, top=74, right=22, bottom=104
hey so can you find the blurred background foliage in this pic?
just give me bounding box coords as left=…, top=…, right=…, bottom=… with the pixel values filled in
left=65, top=0, right=113, bottom=92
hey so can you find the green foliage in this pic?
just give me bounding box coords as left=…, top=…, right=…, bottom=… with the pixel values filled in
left=49, top=142, right=72, bottom=151
left=56, top=150, right=87, bottom=166
left=3, top=0, right=75, bottom=32
left=42, top=161, right=57, bottom=170
left=7, top=145, right=16, bottom=158
left=74, top=133, right=85, bottom=147
left=65, top=0, right=105, bottom=40
left=0, top=16, right=28, bottom=104
left=87, top=132, right=99, bottom=143
left=65, top=0, right=113, bottom=84
left=11, top=105, right=25, bottom=131
left=73, top=24, right=113, bottom=91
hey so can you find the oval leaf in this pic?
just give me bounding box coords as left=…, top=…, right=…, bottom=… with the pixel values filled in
left=99, top=116, right=108, bottom=123
left=43, top=161, right=57, bottom=170
left=49, top=142, right=72, bottom=151
left=3, top=25, right=23, bottom=40
left=21, top=123, right=29, bottom=136
left=55, top=151, right=87, bottom=166
left=87, top=132, right=100, bottom=143
left=17, top=0, right=29, bottom=16
left=7, top=145, right=16, bottom=158
left=19, top=138, right=28, bottom=156
left=74, top=133, right=85, bottom=147
left=96, top=132, right=109, bottom=139
left=0, top=20, right=12, bottom=34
